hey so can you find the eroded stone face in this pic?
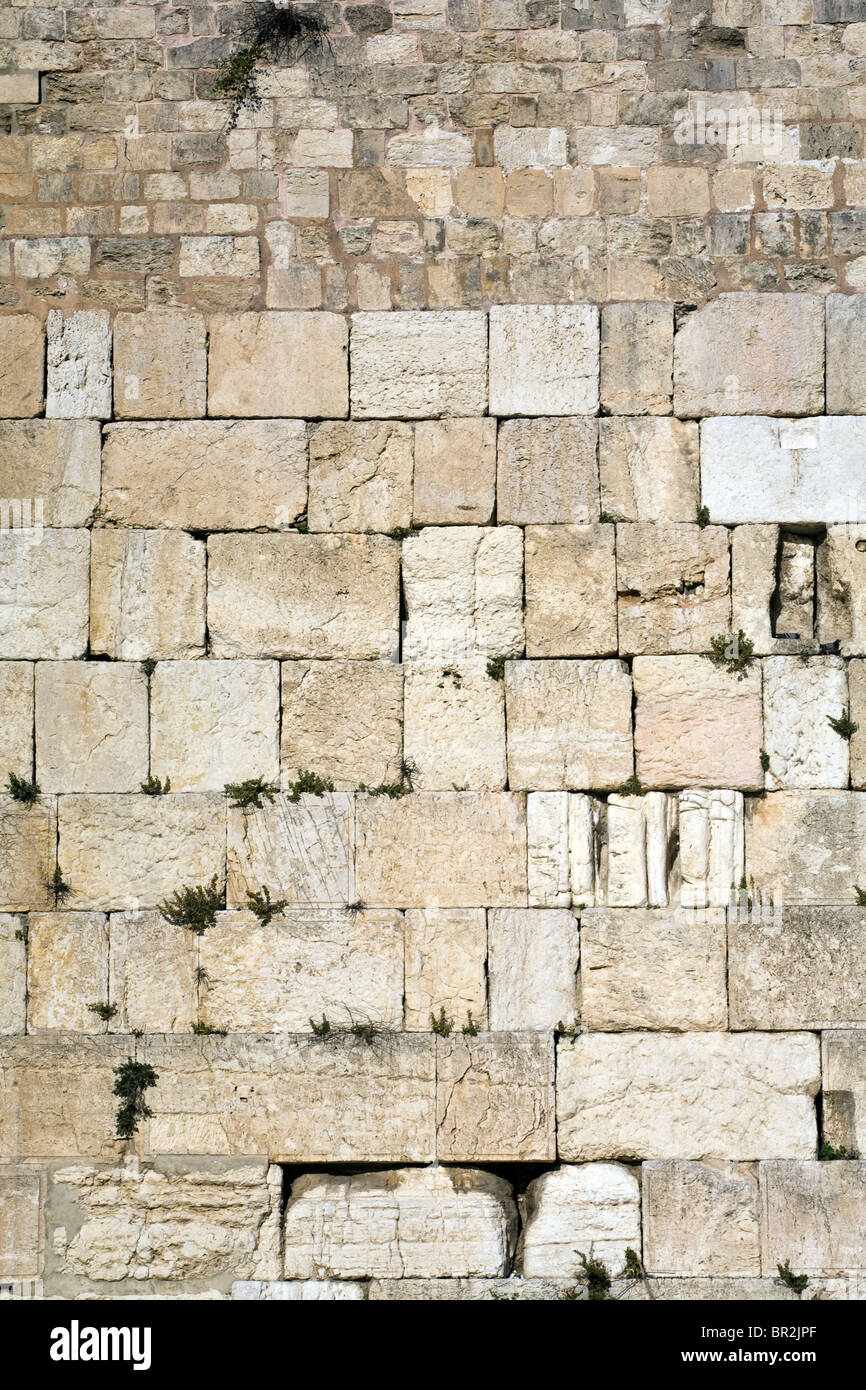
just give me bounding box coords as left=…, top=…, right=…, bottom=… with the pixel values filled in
left=308, top=421, right=413, bottom=533
left=350, top=312, right=487, bottom=418
left=401, top=526, right=524, bottom=662
left=642, top=1162, right=761, bottom=1277
left=760, top=1162, right=866, bottom=1277
left=826, top=293, right=866, bottom=414
left=616, top=524, right=731, bottom=656
left=822, top=1032, right=866, bottom=1159
left=762, top=656, right=849, bottom=789
left=0, top=1165, right=42, bottom=1279
left=729, top=906, right=866, bottom=1030
left=518, top=1164, right=641, bottom=1278
left=0, top=315, right=43, bottom=417
left=436, top=1033, right=555, bottom=1161
left=108, top=911, right=197, bottom=1034
left=817, top=526, right=866, bottom=655
left=413, top=419, right=496, bottom=525
left=46, top=310, right=111, bottom=419
left=90, top=529, right=206, bottom=661
left=600, top=302, right=673, bottom=415
left=150, top=659, right=280, bottom=792
left=746, top=792, right=866, bottom=904
left=114, top=309, right=206, bottom=418
left=280, top=660, right=403, bottom=790
left=0, top=531, right=90, bottom=660
left=505, top=660, right=633, bottom=790
left=208, top=312, right=348, bottom=418
left=633, top=656, right=764, bottom=790
left=0, top=662, right=33, bottom=777
left=227, top=794, right=354, bottom=910
left=497, top=418, right=599, bottom=525
left=27, top=913, right=109, bottom=1032
left=404, top=908, right=487, bottom=1031
left=488, top=909, right=579, bottom=1031
left=0, top=421, right=100, bottom=527
left=0, top=916, right=26, bottom=1035
left=0, top=798, right=56, bottom=913
left=35, top=661, right=149, bottom=794
left=404, top=662, right=506, bottom=790
left=524, top=525, right=617, bottom=657
left=489, top=305, right=599, bottom=415
left=599, top=418, right=699, bottom=523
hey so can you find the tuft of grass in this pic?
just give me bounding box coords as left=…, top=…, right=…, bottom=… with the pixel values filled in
left=351, top=1021, right=376, bottom=1045
left=294, top=511, right=309, bottom=533
left=285, top=769, right=335, bottom=803
left=828, top=709, right=859, bottom=741
left=430, top=1006, right=453, bottom=1036
left=777, top=1260, right=808, bottom=1294
left=818, top=1140, right=850, bottom=1160
left=556, top=1018, right=580, bottom=1039
left=49, top=865, right=71, bottom=906
left=486, top=654, right=507, bottom=681
left=140, top=658, right=157, bottom=678
left=599, top=510, right=616, bottom=524
left=576, top=1250, right=613, bottom=1301
left=114, top=1057, right=158, bottom=1140
left=760, top=748, right=770, bottom=772
left=246, top=884, right=287, bottom=926
left=310, top=1014, right=331, bottom=1037
left=345, top=898, right=366, bottom=917
left=616, top=773, right=645, bottom=797
left=141, top=774, right=170, bottom=796
left=389, top=525, right=420, bottom=541
left=191, top=1021, right=226, bottom=1036
left=225, top=777, right=278, bottom=810
left=855, top=886, right=866, bottom=906
left=623, top=1247, right=644, bottom=1280
left=7, top=771, right=39, bottom=804
left=157, top=875, right=222, bottom=935
left=462, top=1011, right=479, bottom=1036
left=696, top=504, right=710, bottom=528
left=88, top=1001, right=118, bottom=1022
left=705, top=629, right=755, bottom=677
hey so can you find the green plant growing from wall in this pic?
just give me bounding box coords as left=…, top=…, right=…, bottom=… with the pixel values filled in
left=49, top=865, right=72, bottom=906
left=705, top=629, right=755, bottom=677
left=760, top=749, right=771, bottom=772
left=827, top=709, right=859, bottom=740
left=777, top=1260, right=808, bottom=1294
left=88, top=1001, right=118, bottom=1023
left=158, top=876, right=223, bottom=935
left=225, top=777, right=279, bottom=809
left=246, top=884, right=288, bottom=925
left=818, top=1140, right=850, bottom=1160
left=191, top=1021, right=226, bottom=1036
left=285, top=769, right=335, bottom=802
left=462, top=1012, right=479, bottom=1036
left=114, top=1058, right=159, bottom=1140
left=213, top=2, right=328, bottom=131
left=430, top=1006, right=453, bottom=1036
left=696, top=504, right=710, bottom=528
left=486, top=654, right=507, bottom=681
left=310, top=1014, right=331, bottom=1037
left=623, top=1247, right=644, bottom=1280
left=854, top=886, right=866, bottom=905
left=7, top=771, right=39, bottom=804
left=141, top=774, right=171, bottom=796
left=140, top=658, right=157, bottom=678
left=616, top=773, right=645, bottom=797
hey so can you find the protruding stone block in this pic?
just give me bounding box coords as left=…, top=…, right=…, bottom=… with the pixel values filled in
left=436, top=1033, right=555, bottom=1161
left=351, top=312, right=487, bottom=418
left=599, top=418, right=699, bottom=522
left=46, top=310, right=111, bottom=419
left=90, top=529, right=206, bottom=660
left=505, top=660, right=633, bottom=791
left=0, top=531, right=90, bottom=660
left=497, top=418, right=599, bottom=525
left=150, top=659, right=280, bottom=792
left=527, top=792, right=571, bottom=908
left=517, top=1164, right=641, bottom=1278
left=488, top=909, right=579, bottom=1031
left=413, top=418, right=496, bottom=526
left=489, top=305, right=599, bottom=416
left=633, top=656, right=764, bottom=790
left=0, top=315, right=43, bottom=417
left=404, top=908, right=487, bottom=1031
left=642, top=1162, right=761, bottom=1277
left=600, top=302, right=673, bottom=415
left=114, top=309, right=206, bottom=418
left=525, top=525, right=617, bottom=657
left=0, top=421, right=100, bottom=527
left=308, top=421, right=413, bottom=533
left=402, top=526, right=523, bottom=662
left=280, top=660, right=402, bottom=790
left=35, top=661, right=149, bottom=794
left=27, top=913, right=109, bottom=1032
left=209, top=312, right=348, bottom=418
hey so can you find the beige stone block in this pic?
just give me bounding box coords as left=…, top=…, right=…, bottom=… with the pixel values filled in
left=527, top=792, right=571, bottom=908
left=27, top=913, right=109, bottom=1032
left=633, top=656, right=764, bottom=790
left=404, top=661, right=506, bottom=791
left=762, top=655, right=848, bottom=789
left=404, top=908, right=487, bottom=1031
left=827, top=293, right=866, bottom=414
left=233, top=1280, right=365, bottom=1300
left=0, top=916, right=26, bottom=1035
left=822, top=1032, right=866, bottom=1158
left=0, top=662, right=33, bottom=778
left=0, top=1165, right=42, bottom=1279
left=208, top=312, right=348, bottom=418
left=497, top=418, right=599, bottom=525
left=0, top=531, right=89, bottom=660
left=746, top=791, right=866, bottom=905
left=308, top=421, right=412, bottom=532
left=580, top=907, right=727, bottom=1031
left=488, top=908, right=579, bottom=1031
left=703, top=420, right=866, bottom=525
left=602, top=792, right=679, bottom=909
left=817, top=525, right=866, bottom=655
left=557, top=1033, right=820, bottom=1161
left=436, top=1033, right=555, bottom=1161
left=0, top=315, right=43, bottom=417
left=100, top=421, right=307, bottom=531
left=0, top=420, right=100, bottom=527
left=729, top=906, right=866, bottom=1030
left=208, top=533, right=399, bottom=660
left=489, top=305, right=599, bottom=416
left=150, top=659, right=279, bottom=792
left=0, top=798, right=56, bottom=912
left=113, top=309, right=206, bottom=419
left=35, top=661, right=148, bottom=794
left=647, top=165, right=710, bottom=216
left=505, top=660, right=633, bottom=791
left=280, top=660, right=402, bottom=791
left=356, top=792, right=527, bottom=909
left=350, top=312, right=487, bottom=418
left=90, top=529, right=206, bottom=661
left=227, top=794, right=354, bottom=910
left=731, top=525, right=779, bottom=655
left=46, top=310, right=111, bottom=420
left=517, top=1164, right=641, bottom=1278
left=599, top=418, right=699, bottom=523
left=413, top=418, right=496, bottom=526
left=524, top=525, right=617, bottom=658
left=678, top=789, right=744, bottom=910
left=58, top=793, right=225, bottom=911
left=402, top=526, right=523, bottom=662
left=617, top=523, right=730, bottom=656
left=760, top=1162, right=866, bottom=1276
left=600, top=302, right=673, bottom=415
left=642, top=1162, right=761, bottom=1277
left=849, top=658, right=866, bottom=787
left=108, top=911, right=197, bottom=1034
left=178, top=234, right=260, bottom=277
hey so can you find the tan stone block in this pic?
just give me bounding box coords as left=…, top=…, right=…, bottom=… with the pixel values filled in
left=402, top=526, right=523, bottom=662
left=599, top=418, right=699, bottom=522
left=764, top=162, right=835, bottom=211
left=504, top=169, right=553, bottom=216
left=404, top=908, right=487, bottom=1031
left=404, top=662, right=506, bottom=790
left=108, top=910, right=197, bottom=1034
left=308, top=421, right=412, bottom=532
left=0, top=420, right=100, bottom=527
left=0, top=916, right=26, bottom=1035
left=454, top=167, right=505, bottom=218
left=526, top=791, right=572, bottom=908
left=27, top=913, right=109, bottom=1032
left=150, top=659, right=279, bottom=792
left=35, top=661, right=148, bottom=794
left=488, top=908, right=579, bottom=1031
left=746, top=792, right=866, bottom=905
left=227, top=794, right=354, bottom=910
left=712, top=166, right=755, bottom=211
left=553, top=168, right=595, bottom=215
left=517, top=1164, right=641, bottom=1278
left=0, top=1165, right=42, bottom=1279
left=0, top=315, right=43, bottom=417
left=760, top=1162, right=866, bottom=1277
left=616, top=524, right=731, bottom=656
left=46, top=310, right=111, bottom=420
left=817, top=525, right=866, bottom=654
left=405, top=168, right=452, bottom=216
left=762, top=655, right=848, bottom=789
left=642, top=1162, right=761, bottom=1277
left=208, top=533, right=399, bottom=660
left=280, top=660, right=402, bottom=791
left=208, top=312, right=348, bottom=418
left=0, top=531, right=90, bottom=660
left=489, top=305, right=599, bottom=416
left=113, top=309, right=206, bottom=419
left=413, top=418, right=496, bottom=525
left=647, top=165, right=710, bottom=216
left=0, top=798, right=56, bottom=912
left=600, top=302, right=673, bottom=415
left=822, top=1032, right=866, bottom=1158
left=849, top=659, right=866, bottom=788
left=678, top=789, right=744, bottom=911
left=90, top=529, right=206, bottom=661
left=524, top=525, right=617, bottom=658
left=436, top=1033, right=555, bottom=1162
left=505, top=660, right=633, bottom=791
left=497, top=418, right=599, bottom=525
left=633, top=656, right=764, bottom=790
left=729, top=905, right=866, bottom=1030
left=731, top=525, right=779, bottom=655
left=350, top=312, right=487, bottom=418
left=0, top=662, right=33, bottom=778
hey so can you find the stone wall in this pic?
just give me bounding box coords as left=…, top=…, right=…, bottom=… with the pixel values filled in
left=2, top=0, right=866, bottom=1301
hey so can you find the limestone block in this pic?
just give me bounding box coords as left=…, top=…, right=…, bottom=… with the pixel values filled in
left=701, top=418, right=866, bottom=524
left=580, top=907, right=727, bottom=1032
left=208, top=313, right=348, bottom=418
left=282, top=1168, right=517, bottom=1280
left=150, top=660, right=279, bottom=792
left=350, top=312, right=486, bottom=419
left=603, top=792, right=678, bottom=908
left=90, top=529, right=206, bottom=661
left=557, top=1033, right=820, bottom=1161
left=208, top=533, right=399, bottom=660
left=600, top=302, right=673, bottom=415
left=488, top=908, right=579, bottom=1030
left=517, top=1164, right=641, bottom=1278
left=0, top=798, right=56, bottom=912
left=633, top=657, right=764, bottom=790
left=489, top=305, right=599, bottom=415
left=233, top=1281, right=365, bottom=1300
left=404, top=908, right=487, bottom=1031
left=113, top=309, right=206, bottom=419
left=58, top=794, right=225, bottom=911
left=402, top=526, right=523, bottom=662
left=280, top=660, right=402, bottom=790
left=822, top=1032, right=866, bottom=1158
left=0, top=916, right=26, bottom=1035
left=355, top=793, right=527, bottom=908
left=0, top=315, right=43, bottom=417
left=746, top=792, right=866, bottom=904
left=199, top=909, right=404, bottom=1032
left=308, top=421, right=412, bottom=533
left=368, top=1277, right=619, bottom=1300
left=674, top=294, right=824, bottom=416
left=0, top=1036, right=122, bottom=1160
left=729, top=906, right=866, bottom=1030
left=775, top=536, right=815, bottom=640
left=642, top=1162, right=761, bottom=1277
left=27, top=913, right=109, bottom=1032
left=100, top=421, right=307, bottom=532
left=0, top=421, right=100, bottom=527
left=436, top=1034, right=555, bottom=1161
left=0, top=1166, right=42, bottom=1279
left=527, top=792, right=570, bottom=907
left=569, top=793, right=598, bottom=907
left=599, top=418, right=699, bottom=522
left=404, top=662, right=506, bottom=790
left=678, top=789, right=744, bottom=909
left=524, top=525, right=617, bottom=657
left=0, top=662, right=33, bottom=777
left=850, top=659, right=866, bottom=788
left=227, top=794, right=354, bottom=910
left=497, top=418, right=599, bottom=525
left=493, top=126, right=567, bottom=172
left=0, top=531, right=89, bottom=659
left=35, top=661, right=149, bottom=794
left=386, top=129, right=473, bottom=167
left=413, top=419, right=496, bottom=526
left=108, top=911, right=197, bottom=1034
left=46, top=310, right=111, bottom=420
left=731, top=525, right=779, bottom=654
left=505, top=660, right=633, bottom=791
left=760, top=1162, right=866, bottom=1276
left=817, top=526, right=866, bottom=655
left=827, top=293, right=866, bottom=413
left=616, top=524, right=731, bottom=656
left=762, top=656, right=848, bottom=789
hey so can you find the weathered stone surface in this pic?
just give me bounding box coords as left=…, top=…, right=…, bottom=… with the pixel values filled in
left=35, top=661, right=149, bottom=794
left=350, top=312, right=487, bottom=418
left=817, top=526, right=866, bottom=655
left=731, top=524, right=781, bottom=654
left=108, top=911, right=197, bottom=1034
left=0, top=916, right=26, bottom=1035
left=827, top=293, right=866, bottom=414
left=0, top=531, right=89, bottom=659
left=488, top=909, right=579, bottom=1031
left=208, top=533, right=399, bottom=660
left=599, top=418, right=699, bottom=523
left=233, top=1280, right=365, bottom=1300
left=0, top=421, right=100, bottom=527
left=27, top=913, right=109, bottom=1033
left=525, top=525, right=617, bottom=657
left=308, top=421, right=412, bottom=532
left=227, top=795, right=354, bottom=911
left=822, top=1032, right=866, bottom=1159
left=760, top=1162, right=866, bottom=1276
left=762, top=656, right=848, bottom=789
left=850, top=659, right=866, bottom=788
left=746, top=792, right=866, bottom=905
left=58, top=794, right=225, bottom=911
left=633, top=656, right=764, bottom=790
left=100, top=421, right=307, bottom=531
left=557, top=1033, right=820, bottom=1160
left=150, top=660, right=279, bottom=792
left=678, top=789, right=744, bottom=909
left=0, top=798, right=56, bottom=913
left=729, top=906, right=866, bottom=1030
left=367, top=1276, right=637, bottom=1300
left=489, top=305, right=599, bottom=415
left=497, top=418, right=599, bottom=525
left=404, top=662, right=506, bottom=790
left=702, top=418, right=866, bottom=524
left=413, top=419, right=496, bottom=525
left=404, top=908, right=487, bottom=1031
left=527, top=792, right=571, bottom=908
left=581, top=908, right=727, bottom=1032
left=113, top=309, right=206, bottom=419
left=642, top=1162, right=761, bottom=1277
left=209, top=313, right=348, bottom=418
left=280, top=660, right=402, bottom=790
left=402, top=526, right=523, bottom=662
left=356, top=793, right=527, bottom=908
left=600, top=302, right=673, bottom=415
left=674, top=294, right=824, bottom=416
left=436, top=1034, right=555, bottom=1161
left=46, top=310, right=111, bottom=420
left=505, top=660, right=633, bottom=790
left=602, top=792, right=677, bottom=908
left=283, top=1167, right=516, bottom=1280
left=0, top=1165, right=42, bottom=1279
left=90, top=529, right=206, bottom=660
left=0, top=315, right=43, bottom=417
left=616, top=524, right=730, bottom=656
left=517, top=1164, right=641, bottom=1278
left=0, top=662, right=33, bottom=777
left=199, top=910, right=404, bottom=1033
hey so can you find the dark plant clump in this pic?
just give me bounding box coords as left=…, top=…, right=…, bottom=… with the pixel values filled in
left=430, top=1006, right=453, bottom=1036
left=88, top=1001, right=118, bottom=1022
left=140, top=658, right=157, bottom=678
left=828, top=709, right=859, bottom=741
left=351, top=1021, right=376, bottom=1045
left=49, top=865, right=72, bottom=906
left=345, top=898, right=366, bottom=916
left=213, top=3, right=328, bottom=130
left=7, top=771, right=39, bottom=803
left=777, top=1260, right=808, bottom=1294
left=486, top=655, right=507, bottom=681
left=706, top=629, right=755, bottom=676
left=696, top=504, right=710, bottom=528
left=225, top=777, right=279, bottom=809
left=623, top=1247, right=644, bottom=1280
left=462, top=1011, right=479, bottom=1036
left=760, top=748, right=770, bottom=772
left=616, top=773, right=645, bottom=797
left=114, top=1057, right=158, bottom=1140
left=247, top=884, right=288, bottom=926
left=285, top=769, right=335, bottom=802
left=158, top=875, right=223, bottom=935
left=310, top=1014, right=331, bottom=1037
left=191, top=1021, right=226, bottom=1036
left=577, top=1250, right=613, bottom=1301
left=141, top=774, right=170, bottom=795
left=818, top=1140, right=850, bottom=1160
left=855, top=886, right=866, bottom=906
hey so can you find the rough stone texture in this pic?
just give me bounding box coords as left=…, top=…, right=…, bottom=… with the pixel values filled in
left=731, top=525, right=782, bottom=655
left=642, top=1162, right=761, bottom=1277
left=280, top=660, right=402, bottom=790
left=0, top=316, right=43, bottom=417
left=35, top=661, right=149, bottom=794
left=0, top=662, right=33, bottom=778
left=827, top=294, right=866, bottom=414
left=702, top=418, right=866, bottom=524
left=488, top=909, right=579, bottom=1031
left=308, top=421, right=412, bottom=533
left=822, top=1032, right=866, bottom=1160
left=489, top=305, right=599, bottom=416
left=729, top=906, right=866, bottom=1030
left=761, top=1162, right=866, bottom=1277
left=817, top=526, right=866, bottom=655
left=505, top=660, right=633, bottom=790
left=113, top=309, right=206, bottom=419
left=0, top=1165, right=42, bottom=1279
left=599, top=418, right=699, bottom=523
left=0, top=531, right=90, bottom=660
left=0, top=798, right=56, bottom=913
left=351, top=312, right=487, bottom=418
left=46, top=310, right=111, bottom=419
left=0, top=916, right=26, bottom=1036
left=108, top=912, right=197, bottom=1035
left=403, top=909, right=487, bottom=1032
left=517, top=1164, right=641, bottom=1278
left=850, top=659, right=866, bottom=788
left=524, top=525, right=617, bottom=657
left=90, top=529, right=206, bottom=661
left=227, top=795, right=354, bottom=911
left=404, top=662, right=506, bottom=790
left=762, top=656, right=849, bottom=789
left=678, top=790, right=744, bottom=910
left=633, top=657, right=764, bottom=790
left=209, top=313, right=348, bottom=418
left=600, top=302, right=673, bottom=415
left=413, top=419, right=496, bottom=526
left=27, top=913, right=109, bottom=1033
left=402, top=526, right=523, bottom=662
left=150, top=660, right=279, bottom=792
left=435, top=1034, right=555, bottom=1162
left=526, top=792, right=571, bottom=909
left=233, top=1281, right=365, bottom=1300
left=746, top=792, right=866, bottom=905
left=557, top=1033, right=820, bottom=1161
left=0, top=420, right=100, bottom=527
left=497, top=418, right=599, bottom=525
left=616, top=524, right=731, bottom=655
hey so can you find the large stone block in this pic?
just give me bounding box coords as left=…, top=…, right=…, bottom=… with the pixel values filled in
left=208, top=533, right=399, bottom=660
left=208, top=312, right=348, bottom=418
left=0, top=798, right=56, bottom=912
left=108, top=911, right=197, bottom=1034
left=46, top=310, right=111, bottom=419
left=600, top=302, right=673, bottom=415
left=746, top=792, right=866, bottom=904
left=100, top=421, right=307, bottom=532
left=280, top=660, right=402, bottom=790
left=616, top=524, right=731, bottom=655
left=308, top=421, right=412, bottom=532
left=413, top=418, right=496, bottom=526
left=701, top=418, right=866, bottom=524
left=0, top=315, right=43, bottom=417
left=524, top=525, right=617, bottom=657
left=497, top=418, right=599, bottom=525
left=0, top=662, right=33, bottom=777
left=827, top=293, right=866, bottom=414
left=403, top=908, right=487, bottom=1031
left=557, top=1033, right=820, bottom=1160
left=0, top=531, right=89, bottom=659
left=729, top=906, right=866, bottom=1029
left=817, top=525, right=866, bottom=655
left=27, top=913, right=109, bottom=1032
left=527, top=792, right=572, bottom=908
left=0, top=1165, right=42, bottom=1279
left=851, top=659, right=866, bottom=788
left=0, top=916, right=26, bottom=1035
left=822, top=1032, right=866, bottom=1159
left=113, top=309, right=206, bottom=418
left=517, top=1164, right=641, bottom=1278
left=350, top=312, right=487, bottom=418
left=489, top=305, right=599, bottom=416
left=90, top=529, right=206, bottom=661
left=760, top=1162, right=866, bottom=1276
left=35, top=661, right=149, bottom=794
left=762, top=656, right=848, bottom=789
left=227, top=794, right=354, bottom=910
left=0, top=421, right=100, bottom=527
left=404, top=662, right=506, bottom=790
left=642, top=1162, right=761, bottom=1277
left=436, top=1033, right=556, bottom=1161
left=402, top=526, right=523, bottom=662
left=150, top=659, right=279, bottom=792
left=731, top=525, right=782, bottom=655
left=678, top=789, right=744, bottom=910
left=488, top=909, right=579, bottom=1031
left=505, top=660, right=633, bottom=791
left=633, top=656, right=764, bottom=790
left=599, top=418, right=699, bottom=523
left=674, top=294, right=824, bottom=416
